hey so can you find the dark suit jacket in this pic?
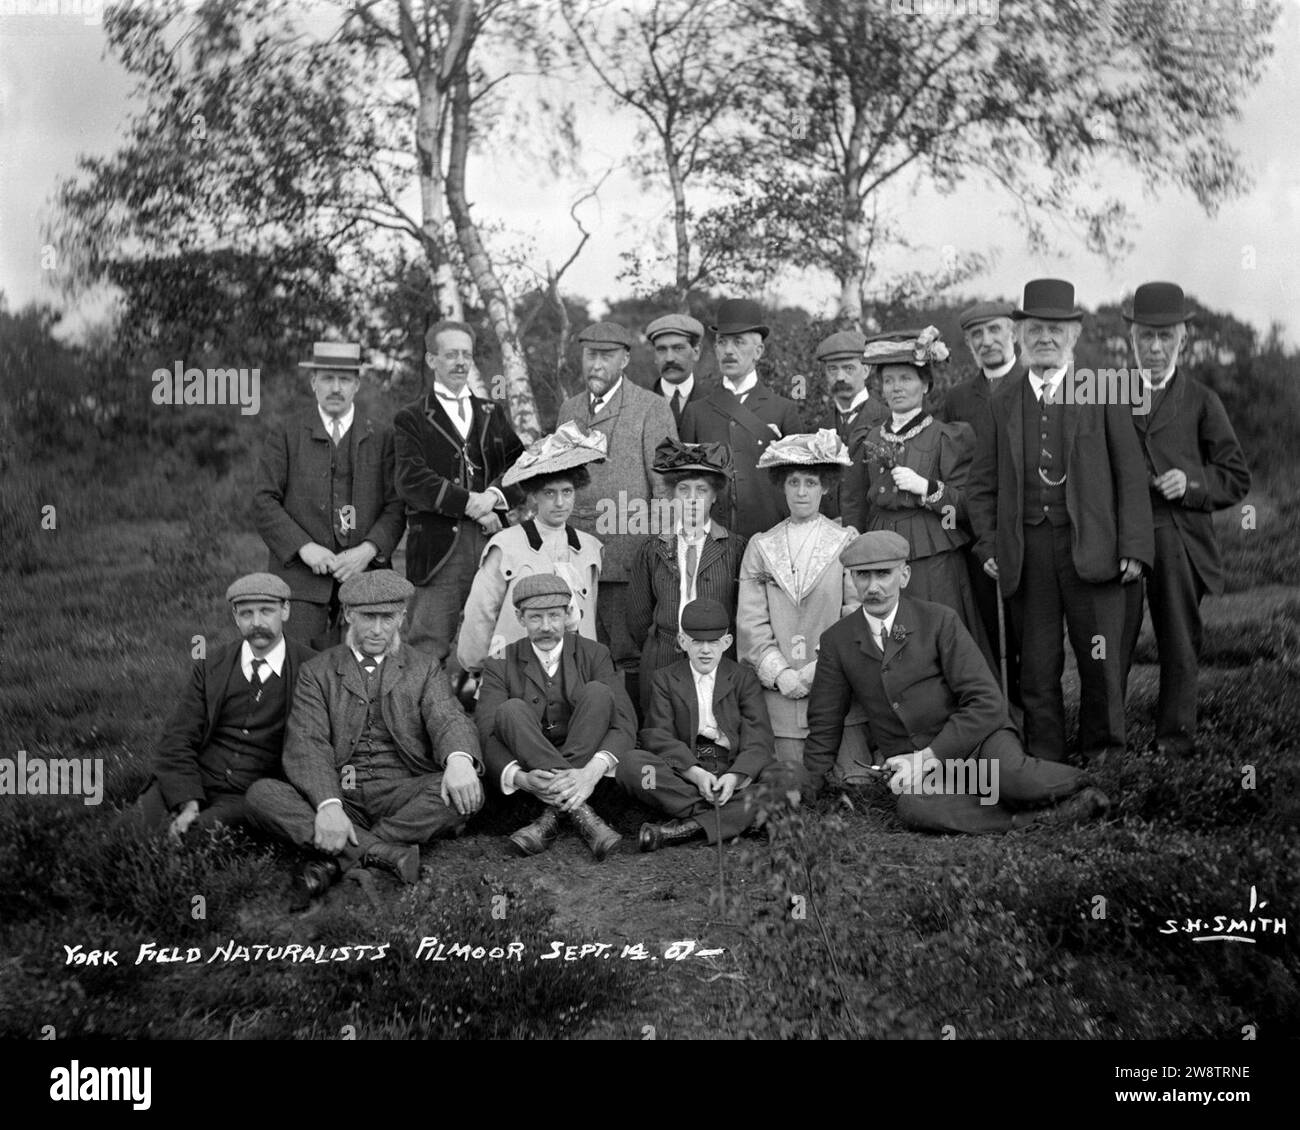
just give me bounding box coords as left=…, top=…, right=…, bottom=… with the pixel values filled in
left=821, top=398, right=889, bottom=521
left=152, top=638, right=315, bottom=809
left=253, top=409, right=406, bottom=604
left=680, top=382, right=803, bottom=538
left=966, top=369, right=1154, bottom=596
left=393, top=392, right=526, bottom=586
left=937, top=358, right=1026, bottom=441
left=803, top=596, right=1007, bottom=791
left=475, top=633, right=638, bottom=780
left=641, top=374, right=708, bottom=424
left=283, top=644, right=483, bottom=809
left=640, top=657, right=774, bottom=781
left=1131, top=370, right=1250, bottom=594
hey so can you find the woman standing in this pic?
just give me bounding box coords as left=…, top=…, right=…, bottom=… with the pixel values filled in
left=841, top=326, right=994, bottom=669
left=737, top=431, right=866, bottom=771
left=627, top=439, right=747, bottom=711
left=457, top=422, right=605, bottom=674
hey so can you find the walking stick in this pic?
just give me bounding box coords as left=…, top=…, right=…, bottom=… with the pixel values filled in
left=713, top=799, right=725, bottom=908
left=996, top=592, right=1009, bottom=701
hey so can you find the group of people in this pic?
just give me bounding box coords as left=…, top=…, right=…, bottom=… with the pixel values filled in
left=127, top=279, right=1251, bottom=906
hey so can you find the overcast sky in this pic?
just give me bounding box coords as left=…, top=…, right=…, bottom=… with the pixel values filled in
left=2, top=0, right=1297, bottom=345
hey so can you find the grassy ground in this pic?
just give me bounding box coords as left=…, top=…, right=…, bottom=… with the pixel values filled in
left=1, top=463, right=1296, bottom=1039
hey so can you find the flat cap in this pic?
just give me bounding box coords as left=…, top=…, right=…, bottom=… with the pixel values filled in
left=338, top=569, right=414, bottom=611
left=577, top=321, right=634, bottom=349
left=680, top=598, right=730, bottom=641
left=645, top=313, right=705, bottom=344
left=226, top=572, right=292, bottom=605
left=840, top=530, right=911, bottom=569
left=513, top=573, right=573, bottom=611
left=815, top=330, right=867, bottom=362
left=958, top=301, right=1015, bottom=332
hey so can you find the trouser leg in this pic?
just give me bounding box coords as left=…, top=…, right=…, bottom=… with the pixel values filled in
left=492, top=699, right=572, bottom=772
left=1011, top=523, right=1067, bottom=762
left=615, top=747, right=757, bottom=843
left=556, top=682, right=616, bottom=769
left=1147, top=525, right=1205, bottom=750
left=405, top=531, right=484, bottom=671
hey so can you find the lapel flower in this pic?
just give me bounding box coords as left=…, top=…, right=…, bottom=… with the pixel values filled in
left=890, top=624, right=909, bottom=643
left=750, top=569, right=776, bottom=586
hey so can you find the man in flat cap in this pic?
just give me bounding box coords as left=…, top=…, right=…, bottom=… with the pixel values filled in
left=815, top=329, right=888, bottom=523
left=680, top=298, right=803, bottom=539
left=802, top=532, right=1109, bottom=832
left=618, top=598, right=775, bottom=851
left=475, top=574, right=637, bottom=859
left=967, top=279, right=1153, bottom=765
left=254, top=342, right=405, bottom=650
left=559, top=321, right=678, bottom=701
left=126, top=574, right=315, bottom=841
left=246, top=570, right=484, bottom=907
left=393, top=320, right=526, bottom=676
left=939, top=301, right=1025, bottom=709
left=645, top=313, right=707, bottom=426
left=1118, top=282, right=1251, bottom=755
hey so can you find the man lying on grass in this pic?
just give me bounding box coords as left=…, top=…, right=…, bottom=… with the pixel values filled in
left=246, top=570, right=484, bottom=908
left=124, top=573, right=314, bottom=843
left=802, top=531, right=1110, bottom=832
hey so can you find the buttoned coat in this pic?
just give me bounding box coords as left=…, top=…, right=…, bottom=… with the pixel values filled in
left=253, top=409, right=406, bottom=604
left=966, top=369, right=1154, bottom=596
left=802, top=595, right=1008, bottom=791
left=821, top=397, right=889, bottom=522
left=937, top=358, right=1026, bottom=439
left=393, top=391, right=526, bottom=586
left=475, top=633, right=639, bottom=781
left=282, top=644, right=482, bottom=810
left=1129, top=370, right=1250, bottom=595
left=152, top=638, right=316, bottom=810
left=639, top=656, right=774, bottom=781
left=558, top=378, right=679, bottom=583
left=679, top=383, right=803, bottom=539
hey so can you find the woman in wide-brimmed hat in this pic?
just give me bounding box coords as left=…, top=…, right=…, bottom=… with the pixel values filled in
left=456, top=422, right=605, bottom=674
left=736, top=430, right=868, bottom=771
left=840, top=326, right=994, bottom=670
left=626, top=438, right=747, bottom=711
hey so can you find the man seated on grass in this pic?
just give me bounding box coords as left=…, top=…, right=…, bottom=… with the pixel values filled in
left=475, top=574, right=636, bottom=860
left=246, top=570, right=484, bottom=908
left=802, top=531, right=1110, bottom=833
left=126, top=573, right=315, bottom=843
left=616, top=598, right=775, bottom=852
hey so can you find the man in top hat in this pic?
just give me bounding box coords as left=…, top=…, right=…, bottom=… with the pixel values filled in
left=815, top=328, right=888, bottom=522
left=802, top=532, right=1109, bottom=833
left=475, top=574, right=638, bottom=860
left=939, top=300, right=1025, bottom=707
left=559, top=321, right=678, bottom=692
left=254, top=342, right=405, bottom=649
left=127, top=573, right=315, bottom=841
left=680, top=298, right=803, bottom=539
left=617, top=598, right=775, bottom=851
left=645, top=313, right=708, bottom=426
left=967, top=279, right=1153, bottom=765
left=1118, top=282, right=1251, bottom=755
left=393, top=320, right=526, bottom=674
left=246, top=570, right=484, bottom=908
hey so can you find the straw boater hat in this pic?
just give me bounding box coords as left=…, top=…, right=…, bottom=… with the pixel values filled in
left=756, top=429, right=853, bottom=470
left=298, top=342, right=365, bottom=370
left=502, top=420, right=608, bottom=488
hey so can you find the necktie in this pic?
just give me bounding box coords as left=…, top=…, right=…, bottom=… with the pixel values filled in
left=685, top=541, right=699, bottom=599
left=250, top=657, right=266, bottom=702
left=590, top=395, right=603, bottom=417
left=330, top=418, right=342, bottom=445
left=671, top=389, right=683, bottom=421
left=876, top=622, right=888, bottom=654
left=456, top=396, right=469, bottom=425
left=361, top=655, right=378, bottom=696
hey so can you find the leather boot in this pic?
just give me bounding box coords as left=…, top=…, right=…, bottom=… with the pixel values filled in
left=362, top=841, right=421, bottom=885
left=1014, top=787, right=1111, bottom=830
left=290, top=857, right=341, bottom=911
left=509, top=808, right=561, bottom=856
left=638, top=818, right=705, bottom=853
left=568, top=804, right=622, bottom=860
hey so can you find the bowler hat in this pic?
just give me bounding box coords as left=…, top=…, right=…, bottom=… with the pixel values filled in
left=577, top=322, right=634, bottom=349
left=1122, top=281, right=1196, bottom=327
left=958, top=301, right=1015, bottom=332
left=1012, top=279, right=1084, bottom=322
left=680, top=598, right=730, bottom=641
left=512, top=573, right=573, bottom=611
left=710, top=298, right=770, bottom=339
left=226, top=573, right=292, bottom=605
left=645, top=313, right=705, bottom=344
left=840, top=530, right=911, bottom=569
left=299, top=342, right=364, bottom=370
left=339, top=569, right=414, bottom=611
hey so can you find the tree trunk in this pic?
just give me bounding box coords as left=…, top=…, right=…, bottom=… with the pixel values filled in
left=666, top=143, right=691, bottom=312
left=447, top=70, right=542, bottom=442
left=414, top=67, right=463, bottom=321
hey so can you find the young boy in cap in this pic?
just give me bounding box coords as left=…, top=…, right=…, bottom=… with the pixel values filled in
left=128, top=573, right=315, bottom=842
left=246, top=570, right=484, bottom=907
left=475, top=573, right=638, bottom=860
left=803, top=531, right=1109, bottom=833
left=617, top=598, right=775, bottom=851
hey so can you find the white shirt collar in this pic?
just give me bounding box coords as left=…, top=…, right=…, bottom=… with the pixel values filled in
left=1140, top=366, right=1176, bottom=392
left=660, top=373, right=695, bottom=401
left=531, top=639, right=564, bottom=668
left=983, top=356, right=1017, bottom=380
left=433, top=380, right=472, bottom=402
left=591, top=378, right=623, bottom=411
left=723, top=370, right=758, bottom=398
left=862, top=604, right=899, bottom=641
left=1027, top=364, right=1068, bottom=399
left=242, top=637, right=286, bottom=680
left=692, top=664, right=716, bottom=687
left=841, top=387, right=872, bottom=413
left=350, top=646, right=385, bottom=666
left=319, top=405, right=355, bottom=437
